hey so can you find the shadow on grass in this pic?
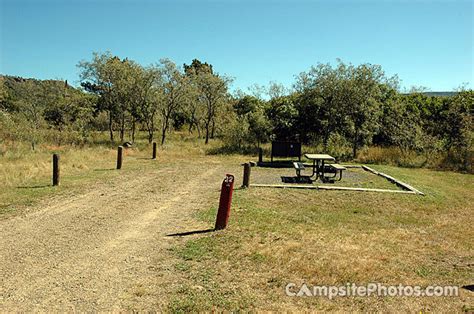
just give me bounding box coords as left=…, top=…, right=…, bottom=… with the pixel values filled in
left=93, top=168, right=116, bottom=172
left=281, top=176, right=313, bottom=184
left=166, top=228, right=215, bottom=237
left=462, top=285, right=474, bottom=292
left=257, top=160, right=298, bottom=168
left=233, top=186, right=246, bottom=191
left=17, top=185, right=51, bottom=189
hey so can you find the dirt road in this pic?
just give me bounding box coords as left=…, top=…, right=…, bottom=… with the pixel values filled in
left=0, top=159, right=234, bottom=311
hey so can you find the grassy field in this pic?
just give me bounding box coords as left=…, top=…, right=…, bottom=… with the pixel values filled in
left=0, top=133, right=219, bottom=217
left=1, top=134, right=473, bottom=311
left=176, top=145, right=474, bottom=311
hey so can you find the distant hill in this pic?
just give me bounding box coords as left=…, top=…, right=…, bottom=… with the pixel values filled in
left=1, top=74, right=79, bottom=95
left=0, top=75, right=82, bottom=111
left=422, top=91, right=457, bottom=97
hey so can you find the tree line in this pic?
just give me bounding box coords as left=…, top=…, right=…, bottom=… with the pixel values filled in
left=78, top=52, right=232, bottom=145
left=0, top=53, right=472, bottom=171
left=229, top=61, right=472, bottom=171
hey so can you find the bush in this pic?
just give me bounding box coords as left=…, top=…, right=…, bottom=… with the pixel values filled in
left=325, top=132, right=353, bottom=161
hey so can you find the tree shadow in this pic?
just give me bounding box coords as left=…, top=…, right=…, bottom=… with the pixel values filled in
left=166, top=228, right=215, bottom=237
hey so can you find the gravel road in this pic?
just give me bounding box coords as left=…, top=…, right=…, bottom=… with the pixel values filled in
left=0, top=160, right=231, bottom=311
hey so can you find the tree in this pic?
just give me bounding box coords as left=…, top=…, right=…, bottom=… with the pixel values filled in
left=79, top=52, right=115, bottom=142
left=42, top=80, right=76, bottom=133
left=267, top=81, right=289, bottom=99
left=294, top=63, right=343, bottom=146
left=133, top=65, right=161, bottom=143
left=78, top=52, right=138, bottom=142
left=184, top=59, right=213, bottom=76
left=185, top=59, right=232, bottom=144
left=233, top=95, right=271, bottom=148
left=266, top=95, right=298, bottom=141
left=13, top=80, right=47, bottom=150
left=378, top=93, right=425, bottom=153
left=200, top=73, right=232, bottom=143
left=247, top=108, right=271, bottom=148
left=340, top=63, right=387, bottom=158
left=182, top=84, right=205, bottom=136
left=111, top=58, right=142, bottom=143
left=247, top=83, right=266, bottom=100
left=234, top=95, right=260, bottom=116
left=441, top=89, right=473, bottom=170
left=183, top=59, right=213, bottom=137
left=157, top=59, right=188, bottom=145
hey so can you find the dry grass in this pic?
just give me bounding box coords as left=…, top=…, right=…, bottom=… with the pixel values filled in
left=170, top=164, right=474, bottom=312
left=0, top=143, right=147, bottom=215
left=1, top=134, right=472, bottom=311
left=357, top=146, right=435, bottom=168
left=357, top=146, right=473, bottom=174
left=0, top=132, right=224, bottom=216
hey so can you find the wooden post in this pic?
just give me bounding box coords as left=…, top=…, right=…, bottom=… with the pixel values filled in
left=215, top=174, right=235, bottom=230
left=152, top=142, right=157, bottom=159
left=117, top=146, right=123, bottom=170
left=52, top=154, right=60, bottom=186
left=258, top=148, right=263, bottom=163
left=242, top=163, right=251, bottom=188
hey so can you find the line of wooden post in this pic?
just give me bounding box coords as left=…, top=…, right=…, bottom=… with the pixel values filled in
left=52, top=154, right=60, bottom=186
left=242, top=163, right=251, bottom=188
left=152, top=142, right=157, bottom=159
left=51, top=143, right=155, bottom=187
left=50, top=143, right=160, bottom=188
left=116, top=146, right=123, bottom=170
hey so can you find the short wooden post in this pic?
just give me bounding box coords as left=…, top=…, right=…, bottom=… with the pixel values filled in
left=52, top=154, right=60, bottom=186
left=215, top=174, right=235, bottom=230
left=117, top=146, right=123, bottom=169
left=258, top=148, right=263, bottom=163
left=152, top=142, right=157, bottom=159
left=242, top=163, right=251, bottom=188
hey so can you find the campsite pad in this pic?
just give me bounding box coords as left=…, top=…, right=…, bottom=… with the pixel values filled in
left=250, top=166, right=402, bottom=190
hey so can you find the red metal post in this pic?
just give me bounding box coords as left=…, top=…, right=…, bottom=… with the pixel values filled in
left=215, top=174, right=235, bottom=230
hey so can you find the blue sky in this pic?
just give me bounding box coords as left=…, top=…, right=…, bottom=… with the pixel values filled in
left=1, top=0, right=472, bottom=92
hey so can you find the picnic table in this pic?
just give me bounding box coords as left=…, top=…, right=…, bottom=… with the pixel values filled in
left=304, top=153, right=335, bottom=180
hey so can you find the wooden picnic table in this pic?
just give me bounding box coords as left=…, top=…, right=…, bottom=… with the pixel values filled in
left=304, top=153, right=336, bottom=180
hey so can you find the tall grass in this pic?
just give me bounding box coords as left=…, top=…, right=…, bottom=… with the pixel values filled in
left=357, top=146, right=473, bottom=173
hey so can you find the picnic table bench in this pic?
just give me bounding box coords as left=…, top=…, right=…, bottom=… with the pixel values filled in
left=293, top=162, right=305, bottom=177
left=323, top=163, right=347, bottom=181
left=292, top=154, right=346, bottom=182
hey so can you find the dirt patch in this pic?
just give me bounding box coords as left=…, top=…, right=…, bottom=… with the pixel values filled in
left=0, top=158, right=241, bottom=311
left=250, top=166, right=400, bottom=190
